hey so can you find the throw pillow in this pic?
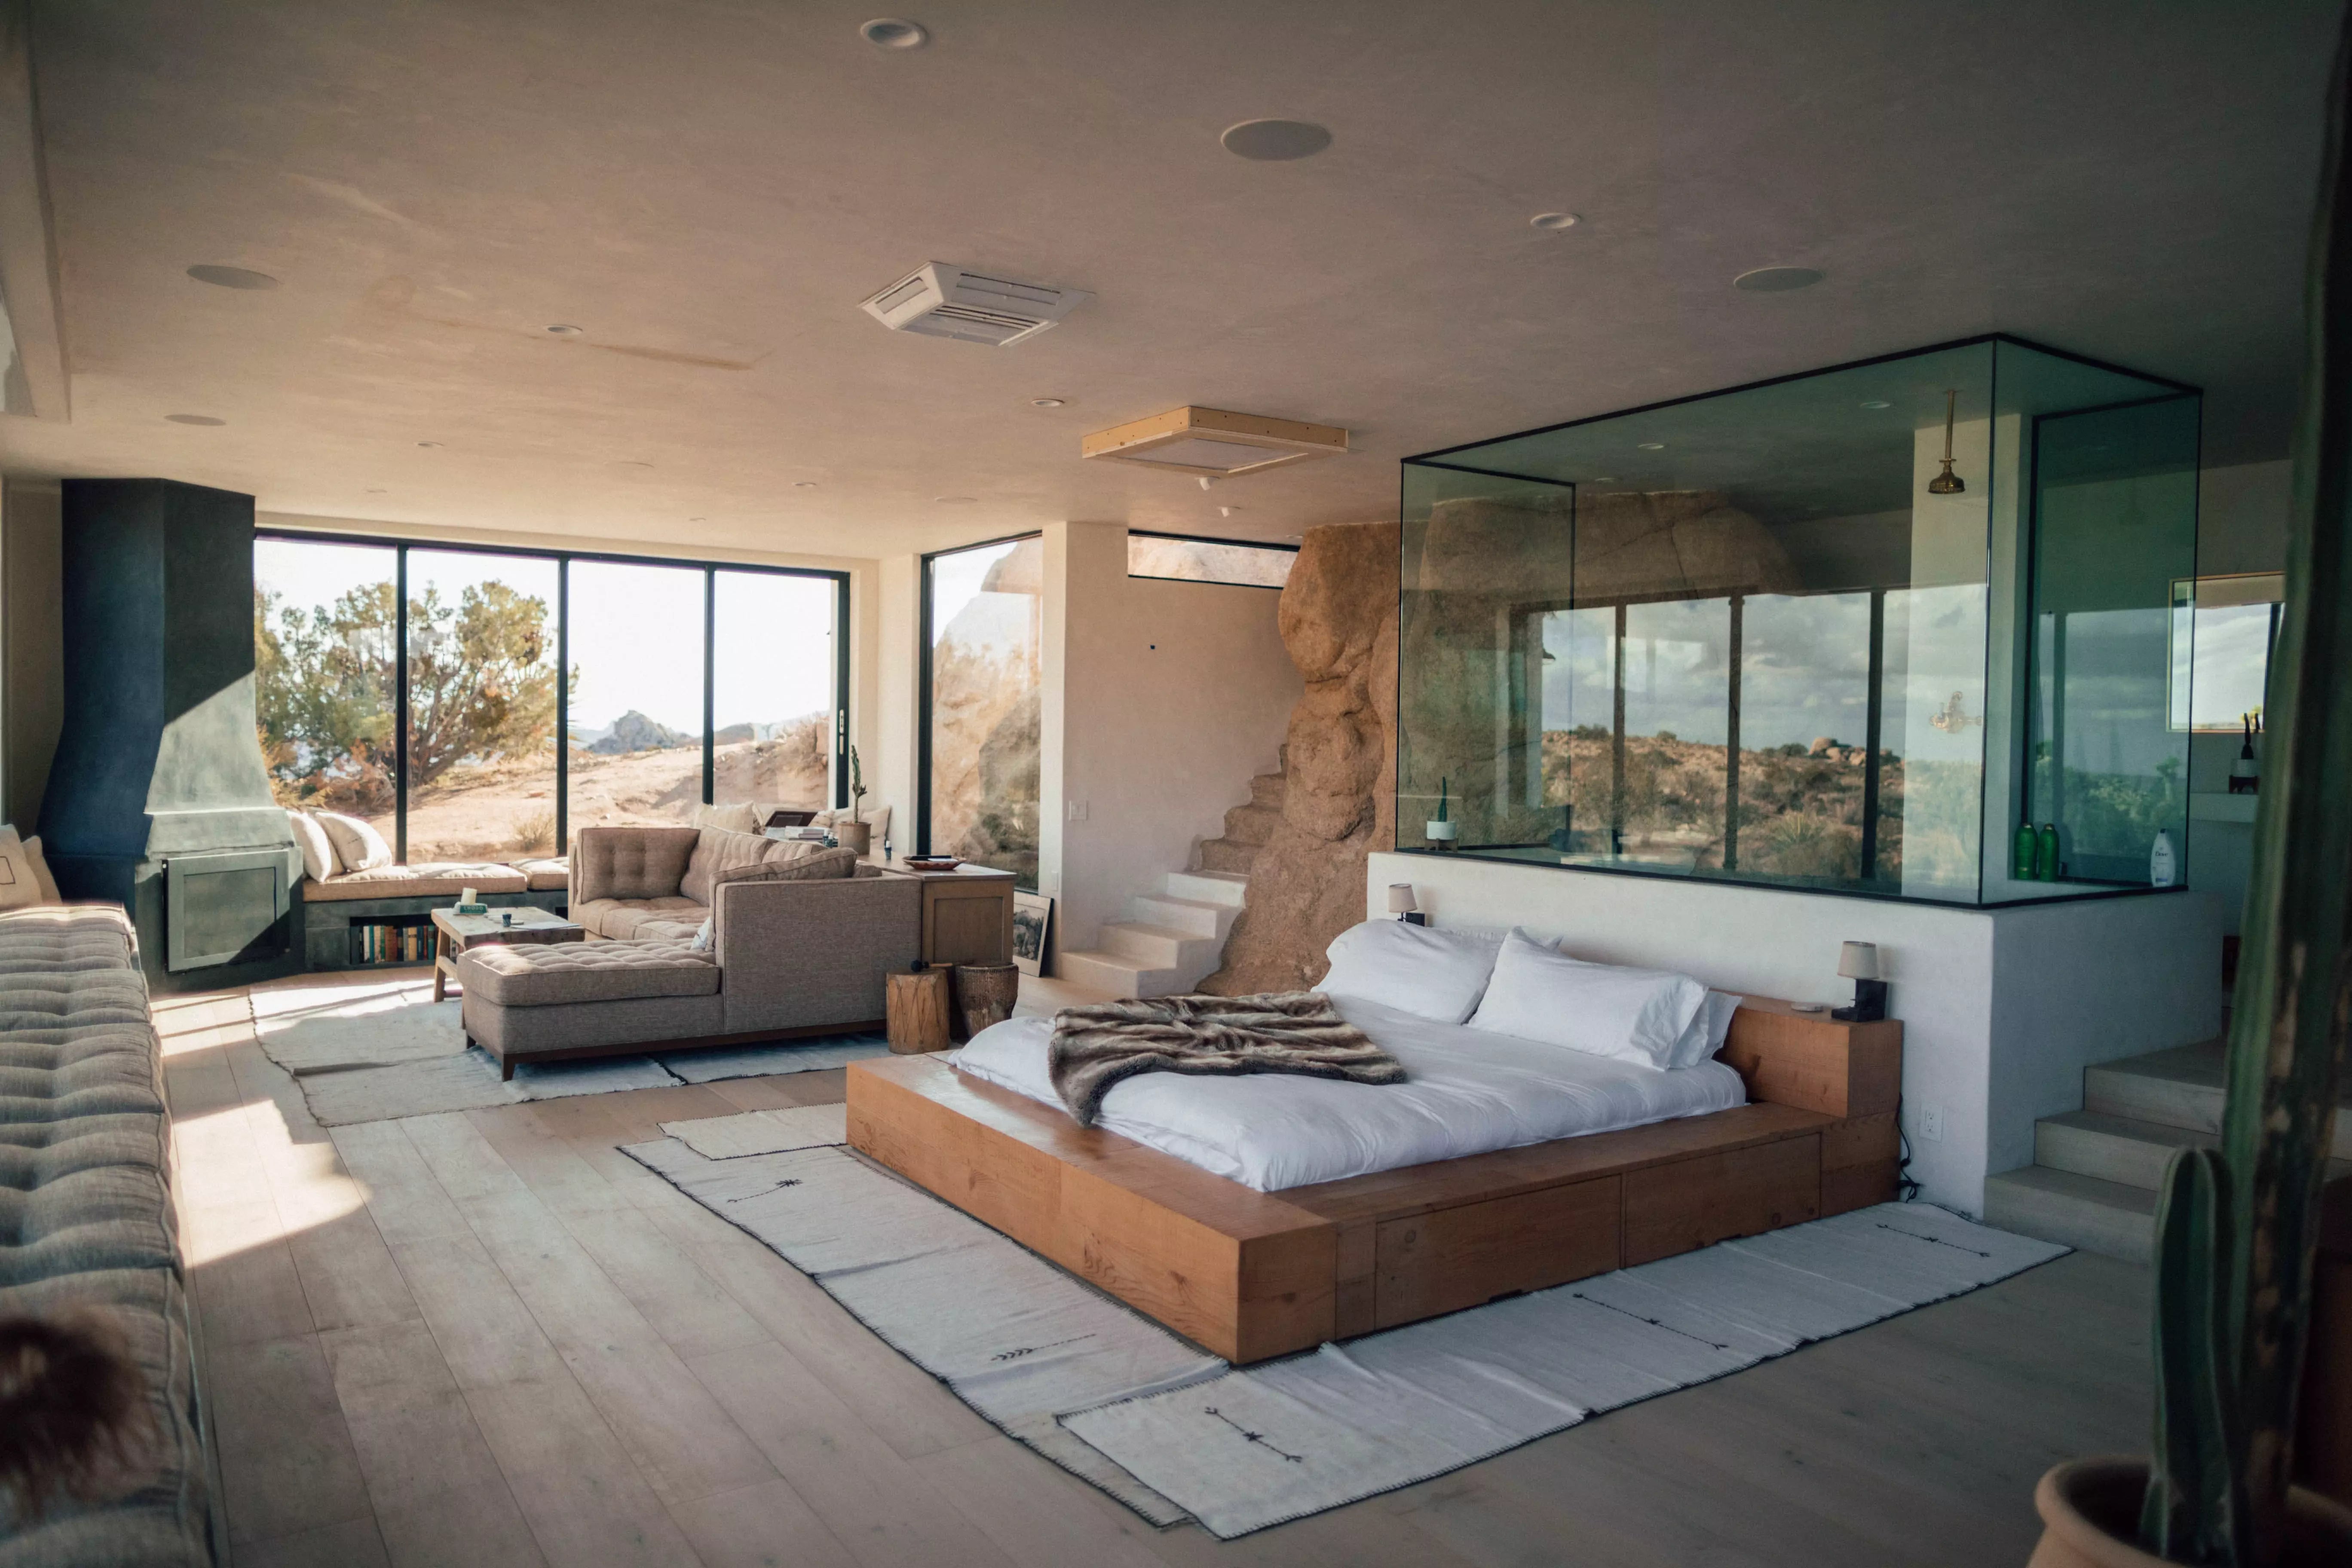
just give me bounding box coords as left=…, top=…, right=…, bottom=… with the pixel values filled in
left=314, top=812, right=392, bottom=872
left=19, top=836, right=60, bottom=903
left=716, top=845, right=858, bottom=884
left=692, top=802, right=761, bottom=835
left=0, top=828, right=47, bottom=911
left=286, top=811, right=339, bottom=882
left=1465, top=930, right=1709, bottom=1071
left=1318, top=919, right=1506, bottom=1024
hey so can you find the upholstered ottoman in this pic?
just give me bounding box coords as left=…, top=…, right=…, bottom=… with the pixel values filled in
left=457, top=940, right=721, bottom=1078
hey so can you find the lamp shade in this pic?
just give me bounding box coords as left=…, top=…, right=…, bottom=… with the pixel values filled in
left=1837, top=940, right=1880, bottom=981
left=1386, top=883, right=1418, bottom=915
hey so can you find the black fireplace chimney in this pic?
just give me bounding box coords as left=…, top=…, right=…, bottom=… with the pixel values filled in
left=39, top=479, right=302, bottom=988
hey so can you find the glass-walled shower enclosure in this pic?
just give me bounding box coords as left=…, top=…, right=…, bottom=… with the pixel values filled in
left=1397, top=336, right=2200, bottom=905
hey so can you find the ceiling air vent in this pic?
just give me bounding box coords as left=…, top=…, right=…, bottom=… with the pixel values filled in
left=859, top=262, right=1091, bottom=347
left=1082, top=405, right=1349, bottom=478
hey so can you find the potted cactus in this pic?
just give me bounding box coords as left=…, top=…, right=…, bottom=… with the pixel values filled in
left=2030, top=24, right=2352, bottom=1566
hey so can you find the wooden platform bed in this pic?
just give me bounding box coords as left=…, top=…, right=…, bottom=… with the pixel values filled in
left=845, top=998, right=1902, bottom=1363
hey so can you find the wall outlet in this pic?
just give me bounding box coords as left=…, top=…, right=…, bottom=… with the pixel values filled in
left=1066, top=799, right=1089, bottom=822
left=1916, top=1103, right=1945, bottom=1142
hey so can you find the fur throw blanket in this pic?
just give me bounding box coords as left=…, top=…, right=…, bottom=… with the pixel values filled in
left=1047, top=991, right=1403, bottom=1127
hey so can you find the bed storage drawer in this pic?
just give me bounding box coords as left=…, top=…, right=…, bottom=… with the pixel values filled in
left=1623, top=1133, right=1821, bottom=1266
left=1373, top=1175, right=1622, bottom=1327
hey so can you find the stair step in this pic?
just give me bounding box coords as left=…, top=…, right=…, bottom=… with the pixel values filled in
left=1198, top=837, right=1259, bottom=874
left=1129, top=892, right=1240, bottom=940
left=1099, top=921, right=1222, bottom=971
left=1982, top=1166, right=2157, bottom=1263
left=1221, top=802, right=1283, bottom=846
left=2036, top=1111, right=2211, bottom=1191
left=1057, top=948, right=1182, bottom=1000
left=1165, top=869, right=1250, bottom=908
left=2085, top=1041, right=2352, bottom=1158
left=1250, top=772, right=1288, bottom=810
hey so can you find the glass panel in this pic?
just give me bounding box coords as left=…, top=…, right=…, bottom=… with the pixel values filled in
left=566, top=560, right=708, bottom=834
left=926, top=536, right=1042, bottom=885
left=2170, top=573, right=2283, bottom=732
left=403, top=551, right=560, bottom=861
left=253, top=539, right=398, bottom=844
left=1127, top=533, right=1298, bottom=589
left=1400, top=343, right=1995, bottom=901
left=711, top=571, right=838, bottom=813
left=2022, top=395, right=2200, bottom=885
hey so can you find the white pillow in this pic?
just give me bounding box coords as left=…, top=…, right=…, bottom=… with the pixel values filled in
left=314, top=811, right=392, bottom=873
left=1318, top=920, right=1504, bottom=1024
left=1667, top=989, right=1743, bottom=1069
left=690, top=916, right=714, bottom=952
left=1466, top=929, right=1708, bottom=1070
left=287, top=811, right=339, bottom=882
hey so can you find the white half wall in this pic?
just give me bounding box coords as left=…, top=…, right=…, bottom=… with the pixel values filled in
left=1366, top=850, right=2222, bottom=1216
left=1051, top=521, right=1298, bottom=963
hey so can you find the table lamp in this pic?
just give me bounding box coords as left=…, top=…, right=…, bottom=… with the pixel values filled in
left=1387, top=884, right=1425, bottom=925
left=1831, top=940, right=1887, bottom=1023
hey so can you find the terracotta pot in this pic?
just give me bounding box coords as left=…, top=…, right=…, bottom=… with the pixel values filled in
left=2029, top=1457, right=2352, bottom=1568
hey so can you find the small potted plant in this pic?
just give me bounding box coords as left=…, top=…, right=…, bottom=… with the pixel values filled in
left=834, top=745, right=873, bottom=857
left=1425, top=776, right=1458, bottom=850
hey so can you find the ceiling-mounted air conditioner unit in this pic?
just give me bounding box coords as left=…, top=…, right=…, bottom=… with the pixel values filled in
left=1081, top=405, right=1350, bottom=478
left=859, top=262, right=1091, bottom=347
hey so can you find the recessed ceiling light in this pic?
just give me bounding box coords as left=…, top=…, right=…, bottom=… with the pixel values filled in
left=688, top=515, right=707, bottom=522
left=364, top=487, right=387, bottom=495
left=165, top=413, right=225, bottom=426
left=1733, top=266, right=1825, bottom=293
left=417, top=440, right=444, bottom=448
left=1221, top=119, right=1332, bottom=161
left=545, top=323, right=584, bottom=336
left=860, top=17, right=927, bottom=49
left=1636, top=442, right=1666, bottom=451
left=934, top=495, right=975, bottom=503
left=186, top=264, right=278, bottom=290
left=1030, top=397, right=1066, bottom=408
left=793, top=481, right=819, bottom=489
left=1530, top=212, right=1580, bottom=231
left=1859, top=400, right=1892, bottom=410
left=617, top=459, right=654, bottom=469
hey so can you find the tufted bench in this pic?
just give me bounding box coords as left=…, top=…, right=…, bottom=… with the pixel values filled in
left=0, top=906, right=213, bottom=1565
left=458, top=940, right=722, bottom=1077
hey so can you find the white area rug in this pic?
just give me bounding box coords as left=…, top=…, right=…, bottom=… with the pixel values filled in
left=658, top=1103, right=848, bottom=1158
left=626, top=1132, right=2067, bottom=1538
left=250, top=976, right=891, bottom=1127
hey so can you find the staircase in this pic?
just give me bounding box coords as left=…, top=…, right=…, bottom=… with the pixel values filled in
left=1984, top=1041, right=2352, bottom=1262
left=1057, top=760, right=1283, bottom=997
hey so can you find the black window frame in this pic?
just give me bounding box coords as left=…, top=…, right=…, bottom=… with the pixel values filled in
left=254, top=528, right=851, bottom=863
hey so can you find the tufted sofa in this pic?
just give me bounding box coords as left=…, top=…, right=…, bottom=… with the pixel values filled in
left=456, top=826, right=921, bottom=1078
left=0, top=906, right=213, bottom=1566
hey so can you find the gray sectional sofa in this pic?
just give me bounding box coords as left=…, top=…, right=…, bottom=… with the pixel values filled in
left=0, top=906, right=213, bottom=1566
left=456, top=826, right=920, bottom=1077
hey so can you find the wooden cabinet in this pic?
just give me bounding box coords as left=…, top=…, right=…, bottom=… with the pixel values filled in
left=880, top=861, right=1016, bottom=966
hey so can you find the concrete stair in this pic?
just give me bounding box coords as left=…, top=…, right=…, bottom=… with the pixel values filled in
left=1984, top=1041, right=2352, bottom=1263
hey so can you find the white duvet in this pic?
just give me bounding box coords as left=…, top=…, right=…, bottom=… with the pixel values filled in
left=950, top=995, right=1747, bottom=1191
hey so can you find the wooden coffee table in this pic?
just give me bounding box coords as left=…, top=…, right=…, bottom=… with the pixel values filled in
left=431, top=906, right=585, bottom=1002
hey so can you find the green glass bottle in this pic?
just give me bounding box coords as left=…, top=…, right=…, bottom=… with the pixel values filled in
left=2036, top=822, right=2061, bottom=882
left=2014, top=821, right=2039, bottom=880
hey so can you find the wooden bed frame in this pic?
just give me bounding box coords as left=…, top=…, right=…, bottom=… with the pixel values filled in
left=845, top=998, right=1902, bottom=1363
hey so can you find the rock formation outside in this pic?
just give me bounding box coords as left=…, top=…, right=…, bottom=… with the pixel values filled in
left=1201, top=521, right=1399, bottom=994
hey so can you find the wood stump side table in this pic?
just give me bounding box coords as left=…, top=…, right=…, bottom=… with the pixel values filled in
left=886, top=968, right=953, bottom=1054
left=953, top=962, right=1020, bottom=1040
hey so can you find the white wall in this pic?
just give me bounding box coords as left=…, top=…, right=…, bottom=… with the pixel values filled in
left=1049, top=521, right=1298, bottom=963
left=1366, top=850, right=2221, bottom=1215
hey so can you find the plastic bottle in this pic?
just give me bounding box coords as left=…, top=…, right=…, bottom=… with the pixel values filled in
left=2014, top=821, right=2039, bottom=880
left=2150, top=829, right=2177, bottom=888
left=2036, top=823, right=2061, bottom=882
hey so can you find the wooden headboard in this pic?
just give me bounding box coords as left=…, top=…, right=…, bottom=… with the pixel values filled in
left=1718, top=996, right=1902, bottom=1120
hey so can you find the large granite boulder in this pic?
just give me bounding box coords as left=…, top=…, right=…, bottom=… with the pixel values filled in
left=1200, top=521, right=1399, bottom=995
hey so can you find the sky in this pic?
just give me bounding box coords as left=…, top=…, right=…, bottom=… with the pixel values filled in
left=254, top=538, right=837, bottom=741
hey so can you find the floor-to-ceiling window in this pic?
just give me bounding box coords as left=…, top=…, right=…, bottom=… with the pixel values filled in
left=254, top=532, right=846, bottom=862
left=254, top=538, right=399, bottom=842
left=402, top=549, right=561, bottom=862
left=712, top=570, right=842, bottom=812
left=565, top=560, right=709, bottom=834
left=921, top=534, right=1042, bottom=885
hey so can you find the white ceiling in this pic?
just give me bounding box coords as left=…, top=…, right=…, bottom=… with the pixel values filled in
left=0, top=0, right=2336, bottom=560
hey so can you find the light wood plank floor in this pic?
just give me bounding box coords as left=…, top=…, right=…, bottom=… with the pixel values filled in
left=159, top=974, right=2150, bottom=1568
